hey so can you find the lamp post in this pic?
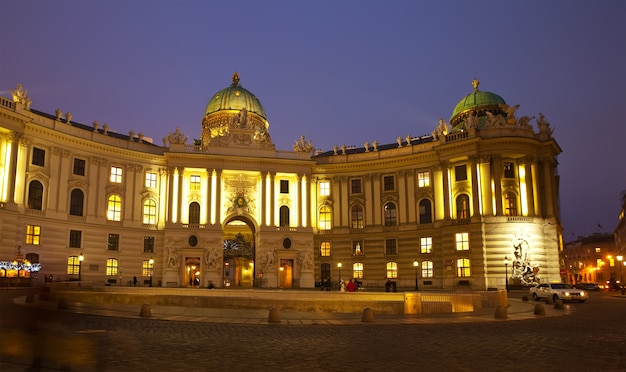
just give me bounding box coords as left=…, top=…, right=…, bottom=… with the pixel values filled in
left=337, top=261, right=342, bottom=282
left=413, top=259, right=419, bottom=291
left=504, top=256, right=509, bottom=292
left=617, top=255, right=624, bottom=295
left=78, top=253, right=84, bottom=285
left=149, top=257, right=154, bottom=287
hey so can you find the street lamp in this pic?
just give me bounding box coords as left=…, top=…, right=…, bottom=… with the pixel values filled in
left=617, top=255, right=624, bottom=295
left=504, top=256, right=509, bottom=292
left=413, top=259, right=419, bottom=291
left=337, top=261, right=342, bottom=282
left=78, top=253, right=84, bottom=285
left=149, top=257, right=154, bottom=287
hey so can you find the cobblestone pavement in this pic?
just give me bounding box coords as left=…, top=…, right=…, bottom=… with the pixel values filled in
left=1, top=288, right=624, bottom=371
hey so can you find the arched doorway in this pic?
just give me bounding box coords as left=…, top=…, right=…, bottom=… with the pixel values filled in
left=222, top=217, right=256, bottom=288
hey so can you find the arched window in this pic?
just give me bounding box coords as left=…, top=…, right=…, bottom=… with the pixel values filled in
left=69, top=189, right=84, bottom=216
left=27, top=180, right=44, bottom=210
left=419, top=199, right=432, bottom=224
left=456, top=194, right=470, bottom=220
left=279, top=205, right=290, bottom=227
left=107, top=195, right=122, bottom=221
left=143, top=200, right=157, bottom=224
left=383, top=202, right=396, bottom=226
left=189, top=202, right=200, bottom=224
left=319, top=206, right=331, bottom=230
left=351, top=205, right=364, bottom=229
left=504, top=192, right=518, bottom=216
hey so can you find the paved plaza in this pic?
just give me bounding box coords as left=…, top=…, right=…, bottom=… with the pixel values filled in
left=1, top=288, right=624, bottom=371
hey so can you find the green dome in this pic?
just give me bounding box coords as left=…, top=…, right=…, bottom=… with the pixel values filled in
left=205, top=73, right=267, bottom=119
left=450, top=79, right=505, bottom=130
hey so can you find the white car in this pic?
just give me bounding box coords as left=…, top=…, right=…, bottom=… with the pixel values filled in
left=529, top=283, right=588, bottom=303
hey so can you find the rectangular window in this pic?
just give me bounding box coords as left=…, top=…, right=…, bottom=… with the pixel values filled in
left=319, top=206, right=331, bottom=230
left=110, top=166, right=123, bottom=183
left=383, top=175, right=395, bottom=191
left=351, top=179, right=362, bottom=194
left=73, top=158, right=86, bottom=176
left=190, top=175, right=201, bottom=191
left=32, top=147, right=45, bottom=166
left=145, top=172, right=157, bottom=188
left=108, top=233, right=120, bottom=251
left=457, top=258, right=471, bottom=277
left=280, top=180, right=289, bottom=194
left=144, top=236, right=155, bottom=253
left=352, top=241, right=364, bottom=256
left=503, top=162, right=515, bottom=178
left=142, top=259, right=154, bottom=277
left=26, top=225, right=41, bottom=245
left=417, top=171, right=430, bottom=187
left=67, top=256, right=81, bottom=275
left=386, top=261, right=398, bottom=279
left=320, top=241, right=331, bottom=257
left=319, top=181, right=330, bottom=196
left=455, top=164, right=467, bottom=181
left=385, top=239, right=397, bottom=255
left=420, top=237, right=433, bottom=253
left=422, top=260, right=434, bottom=278
left=321, top=263, right=331, bottom=280
left=106, top=258, right=119, bottom=276
left=455, top=232, right=469, bottom=251
left=352, top=262, right=364, bottom=279
left=69, top=230, right=82, bottom=249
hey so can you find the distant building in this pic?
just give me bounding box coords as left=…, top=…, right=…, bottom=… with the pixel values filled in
left=0, top=75, right=563, bottom=290
left=564, top=233, right=618, bottom=286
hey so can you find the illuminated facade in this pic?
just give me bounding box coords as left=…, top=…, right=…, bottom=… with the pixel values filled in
left=0, top=76, right=563, bottom=290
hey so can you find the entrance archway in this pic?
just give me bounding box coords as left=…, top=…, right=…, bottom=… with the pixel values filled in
left=222, top=217, right=256, bottom=288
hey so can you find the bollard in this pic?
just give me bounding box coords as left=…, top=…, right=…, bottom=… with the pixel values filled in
left=57, top=297, right=68, bottom=309
left=140, top=303, right=152, bottom=317
left=533, top=303, right=545, bottom=315
left=554, top=299, right=564, bottom=310
left=268, top=307, right=281, bottom=323
left=25, top=293, right=35, bottom=303
left=361, top=307, right=374, bottom=323
left=494, top=305, right=507, bottom=319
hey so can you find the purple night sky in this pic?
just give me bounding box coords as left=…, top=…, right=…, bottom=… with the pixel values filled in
left=1, top=0, right=624, bottom=240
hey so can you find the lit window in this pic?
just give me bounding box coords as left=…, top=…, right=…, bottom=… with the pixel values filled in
left=145, top=172, right=157, bottom=188
left=106, top=258, right=119, bottom=276
left=352, top=262, right=364, bottom=279
left=417, top=171, right=430, bottom=187
left=455, top=232, right=469, bottom=251
left=383, top=175, right=395, bottom=191
left=320, top=181, right=330, bottom=196
left=107, top=195, right=122, bottom=221
left=384, top=203, right=397, bottom=226
left=456, top=194, right=469, bottom=219
left=143, top=200, right=157, bottom=224
left=320, top=241, right=331, bottom=257
left=595, top=247, right=601, bottom=253
left=67, top=256, right=81, bottom=275
left=504, top=192, right=518, bottom=216
left=69, top=230, right=82, bottom=248
left=142, top=259, right=154, bottom=277
left=457, top=258, right=471, bottom=277
left=422, top=260, right=433, bottom=278
left=319, top=206, right=331, bottom=230
left=190, top=175, right=201, bottom=191
left=386, top=261, right=398, bottom=279
left=110, top=166, right=123, bottom=183
left=352, top=241, right=364, bottom=256
left=108, top=234, right=120, bottom=251
left=26, top=225, right=41, bottom=245
left=144, top=236, right=155, bottom=253
left=385, top=239, right=397, bottom=255
left=351, top=205, right=364, bottom=229
left=420, top=237, right=432, bottom=253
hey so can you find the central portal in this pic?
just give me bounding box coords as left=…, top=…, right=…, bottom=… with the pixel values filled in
left=222, top=218, right=255, bottom=288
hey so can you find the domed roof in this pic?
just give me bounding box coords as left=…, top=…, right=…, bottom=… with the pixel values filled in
left=205, top=73, right=267, bottom=119
left=449, top=79, right=506, bottom=130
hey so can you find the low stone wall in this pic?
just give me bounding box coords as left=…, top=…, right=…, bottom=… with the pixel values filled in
left=46, top=285, right=507, bottom=316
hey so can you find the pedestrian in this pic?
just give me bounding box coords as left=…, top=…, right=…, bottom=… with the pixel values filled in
left=347, top=279, right=356, bottom=292
left=133, top=276, right=137, bottom=287
left=385, top=279, right=392, bottom=292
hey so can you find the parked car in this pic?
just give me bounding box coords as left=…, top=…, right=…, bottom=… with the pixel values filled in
left=529, top=283, right=588, bottom=303
left=574, top=283, right=600, bottom=291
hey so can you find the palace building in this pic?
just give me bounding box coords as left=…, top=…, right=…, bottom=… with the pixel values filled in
left=0, top=74, right=563, bottom=290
